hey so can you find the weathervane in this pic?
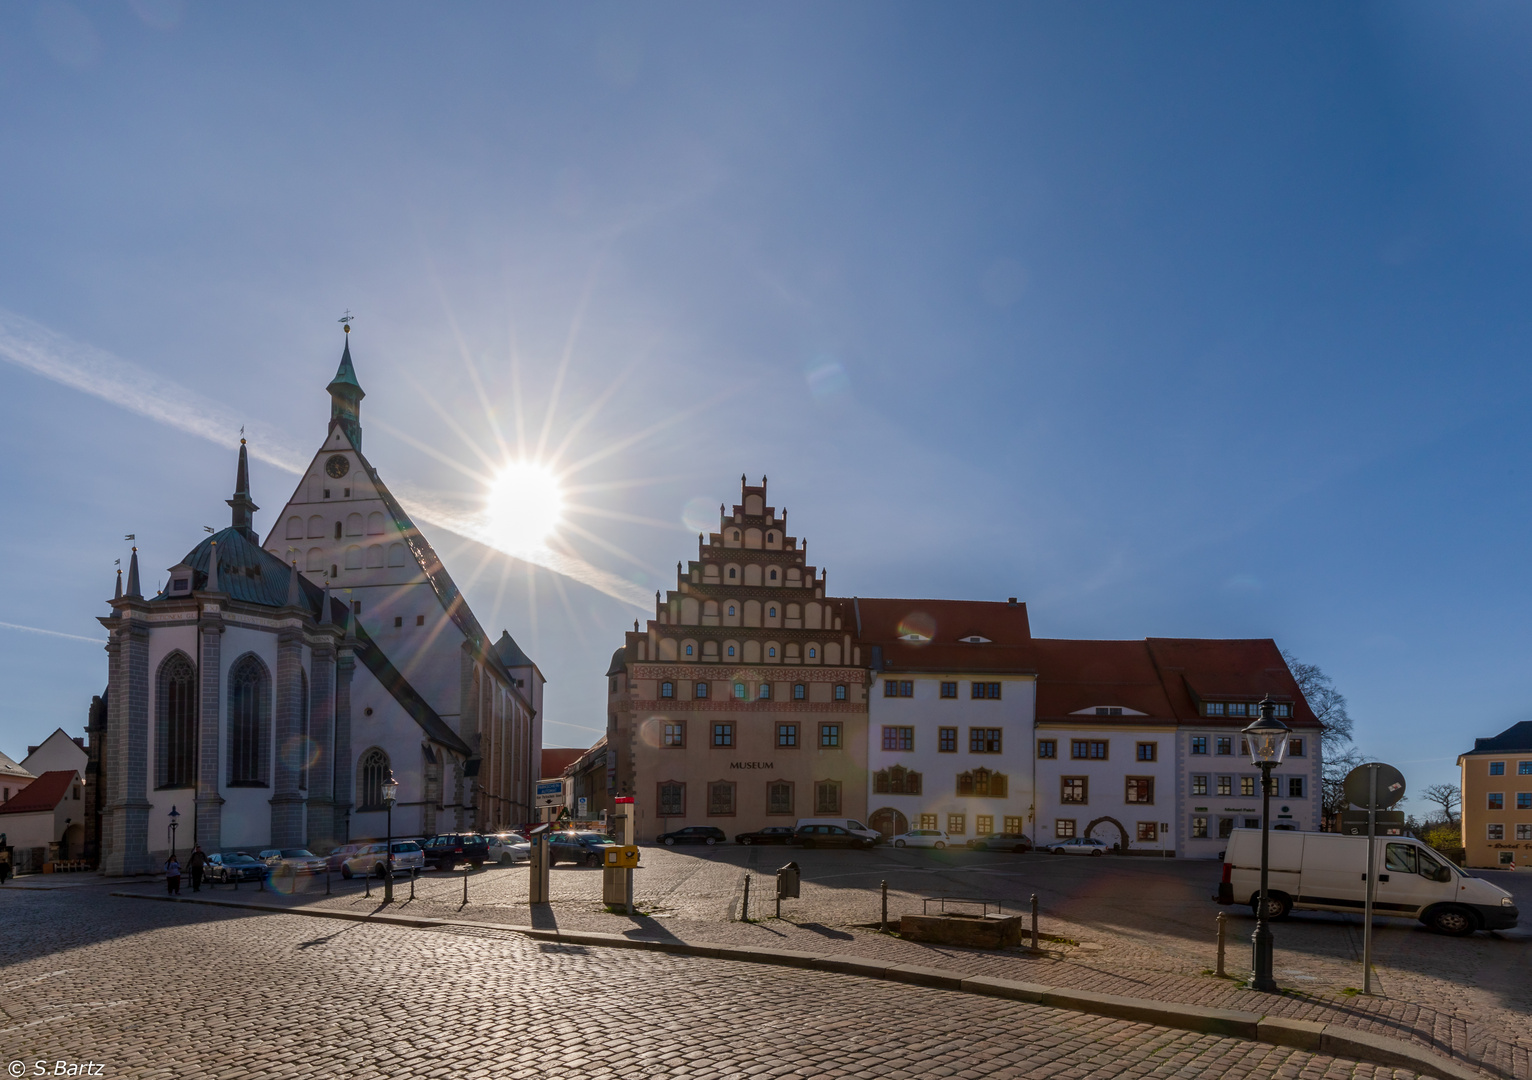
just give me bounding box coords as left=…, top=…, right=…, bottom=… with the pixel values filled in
left=339, top=310, right=354, bottom=333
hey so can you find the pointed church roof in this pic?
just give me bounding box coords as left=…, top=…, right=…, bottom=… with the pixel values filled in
left=154, top=527, right=323, bottom=613
left=495, top=630, right=538, bottom=671
left=125, top=549, right=142, bottom=599
left=327, top=336, right=365, bottom=397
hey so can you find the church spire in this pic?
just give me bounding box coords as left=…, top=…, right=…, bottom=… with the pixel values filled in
left=226, top=439, right=260, bottom=542
left=114, top=568, right=122, bottom=601
left=318, top=577, right=332, bottom=626
left=327, top=324, right=366, bottom=451
left=125, top=547, right=142, bottom=599
left=286, top=560, right=303, bottom=609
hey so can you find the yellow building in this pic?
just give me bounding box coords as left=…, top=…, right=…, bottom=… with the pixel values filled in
left=1458, top=721, right=1532, bottom=870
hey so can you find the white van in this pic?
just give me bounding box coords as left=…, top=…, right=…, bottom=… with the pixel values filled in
left=1215, top=828, right=1517, bottom=936
left=795, top=818, right=882, bottom=844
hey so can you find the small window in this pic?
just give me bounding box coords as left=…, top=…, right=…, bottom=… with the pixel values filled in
left=969, top=728, right=1002, bottom=753
left=777, top=724, right=798, bottom=748
left=970, top=681, right=1001, bottom=699
left=1218, top=817, right=1235, bottom=838
left=976, top=814, right=993, bottom=835
left=728, top=568, right=736, bottom=579
left=728, top=605, right=735, bottom=616
left=1216, top=776, right=1232, bottom=796
left=1036, top=739, right=1056, bottom=759
left=733, top=683, right=746, bottom=700
left=1190, top=737, right=1208, bottom=755
left=833, top=684, right=847, bottom=701
left=1136, top=742, right=1157, bottom=762
left=1206, top=703, right=1224, bottom=716
left=660, top=681, right=674, bottom=699
left=1191, top=775, right=1208, bottom=796
left=767, top=533, right=775, bottom=542
left=1125, top=777, right=1154, bottom=804
left=352, top=601, right=362, bottom=614
left=323, top=489, right=331, bottom=499
left=758, top=683, right=771, bottom=700
left=685, top=645, right=694, bottom=656
left=1518, top=824, right=1532, bottom=840
left=808, top=647, right=817, bottom=658
left=1061, top=777, right=1087, bottom=803
left=1003, top=816, right=1025, bottom=833
left=884, top=680, right=900, bottom=698
left=1488, top=823, right=1505, bottom=840
left=1137, top=822, right=1158, bottom=842
left=819, top=723, right=841, bottom=748
left=1240, top=776, right=1256, bottom=797
left=713, top=724, right=734, bottom=747
left=1071, top=740, right=1108, bottom=760
left=663, top=723, right=685, bottom=747
left=1274, top=704, right=1291, bottom=717
left=947, top=814, right=966, bottom=836
left=1095, top=706, right=1122, bottom=716
left=1215, top=737, right=1232, bottom=756
left=1191, top=816, right=1209, bottom=838
left=1518, top=761, right=1532, bottom=775
left=1519, top=793, right=1532, bottom=810
left=415, top=615, right=425, bottom=626
left=727, top=646, right=735, bottom=657
left=940, top=681, right=957, bottom=698
left=1489, top=762, right=1506, bottom=776
left=939, top=727, right=958, bottom=753
left=695, top=682, right=709, bottom=699
left=918, top=813, right=938, bottom=830
left=882, top=726, right=914, bottom=751
left=793, top=683, right=805, bottom=700
left=768, top=607, right=777, bottom=617
left=1488, top=793, right=1504, bottom=810
left=394, top=616, right=403, bottom=627
left=334, top=522, right=343, bottom=539
left=1287, top=737, right=1304, bottom=757
left=1055, top=819, right=1076, bottom=839
left=768, top=647, right=776, bottom=657
left=770, top=569, right=777, bottom=581
left=1288, top=777, right=1306, bottom=798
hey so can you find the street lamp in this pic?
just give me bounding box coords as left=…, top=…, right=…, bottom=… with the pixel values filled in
left=1242, top=696, right=1291, bottom=993
left=381, top=773, right=399, bottom=903
left=167, top=805, right=181, bottom=862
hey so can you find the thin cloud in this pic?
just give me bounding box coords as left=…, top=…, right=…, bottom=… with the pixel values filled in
left=0, top=310, right=649, bottom=607
left=0, top=620, right=104, bottom=645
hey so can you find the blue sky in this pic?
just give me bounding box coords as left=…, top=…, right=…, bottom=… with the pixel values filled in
left=1, top=3, right=1528, bottom=802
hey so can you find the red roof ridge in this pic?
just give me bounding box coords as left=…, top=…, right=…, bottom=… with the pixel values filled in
left=0, top=770, right=76, bottom=815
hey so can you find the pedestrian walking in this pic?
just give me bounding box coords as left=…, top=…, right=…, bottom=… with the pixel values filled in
left=165, top=856, right=181, bottom=895
left=188, top=845, right=207, bottom=892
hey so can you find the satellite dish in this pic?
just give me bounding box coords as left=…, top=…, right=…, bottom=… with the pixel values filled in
left=1343, top=763, right=1406, bottom=811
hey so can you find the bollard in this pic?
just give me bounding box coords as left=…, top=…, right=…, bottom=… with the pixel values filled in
left=258, top=869, right=265, bottom=892
left=1030, top=893, right=1039, bottom=950
left=1216, top=911, right=1227, bottom=978
left=741, top=873, right=751, bottom=922
left=881, top=880, right=889, bottom=932
left=365, top=872, right=370, bottom=899
left=409, top=868, right=415, bottom=902
left=462, top=865, right=469, bottom=906
left=326, top=866, right=331, bottom=896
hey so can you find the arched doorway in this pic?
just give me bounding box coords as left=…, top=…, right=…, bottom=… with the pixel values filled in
left=869, top=807, right=908, bottom=838
left=1085, top=816, right=1129, bottom=853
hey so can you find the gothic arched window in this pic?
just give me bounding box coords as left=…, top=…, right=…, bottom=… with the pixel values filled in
left=156, top=652, right=197, bottom=788
left=227, top=654, right=271, bottom=786
left=358, top=747, right=390, bottom=810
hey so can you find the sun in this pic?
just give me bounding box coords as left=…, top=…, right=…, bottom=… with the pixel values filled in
left=485, top=461, right=565, bottom=551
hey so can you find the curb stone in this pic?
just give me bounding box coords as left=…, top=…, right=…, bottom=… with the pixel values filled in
left=110, top=892, right=1490, bottom=1080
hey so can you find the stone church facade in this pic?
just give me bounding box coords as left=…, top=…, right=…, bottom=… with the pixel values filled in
left=95, top=332, right=542, bottom=874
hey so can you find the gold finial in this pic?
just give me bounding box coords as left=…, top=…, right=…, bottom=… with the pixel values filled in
left=339, top=310, right=354, bottom=333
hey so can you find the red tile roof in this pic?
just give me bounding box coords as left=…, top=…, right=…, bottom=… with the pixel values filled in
left=0, top=770, right=76, bottom=815
left=852, top=598, right=1036, bottom=674
left=541, top=748, right=586, bottom=779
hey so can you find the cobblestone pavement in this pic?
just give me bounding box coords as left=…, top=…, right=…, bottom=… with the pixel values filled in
left=106, top=845, right=1529, bottom=1077
left=0, top=888, right=1429, bottom=1080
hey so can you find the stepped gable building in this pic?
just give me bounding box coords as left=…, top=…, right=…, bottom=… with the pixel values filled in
left=858, top=598, right=1038, bottom=841
left=1030, top=637, right=1321, bottom=858
left=95, top=333, right=541, bottom=874
left=607, top=477, right=869, bottom=838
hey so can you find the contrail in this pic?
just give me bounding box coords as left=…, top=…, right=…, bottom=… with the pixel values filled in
left=0, top=620, right=105, bottom=645
left=0, top=310, right=650, bottom=608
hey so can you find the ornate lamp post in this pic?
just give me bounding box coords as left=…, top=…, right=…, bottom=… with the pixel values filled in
left=1242, top=696, right=1291, bottom=993
left=381, top=773, right=399, bottom=903
left=167, top=805, right=181, bottom=862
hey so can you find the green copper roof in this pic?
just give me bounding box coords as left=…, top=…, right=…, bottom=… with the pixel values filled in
left=326, top=337, right=365, bottom=398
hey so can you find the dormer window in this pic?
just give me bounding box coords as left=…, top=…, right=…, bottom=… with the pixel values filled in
left=1095, top=707, right=1123, bottom=716
left=173, top=578, right=189, bottom=592
left=959, top=635, right=991, bottom=644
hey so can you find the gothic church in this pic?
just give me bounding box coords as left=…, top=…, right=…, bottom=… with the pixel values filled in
left=96, top=331, right=542, bottom=874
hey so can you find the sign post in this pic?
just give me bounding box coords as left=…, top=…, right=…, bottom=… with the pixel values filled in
left=1343, top=762, right=1406, bottom=996
left=604, top=796, right=637, bottom=914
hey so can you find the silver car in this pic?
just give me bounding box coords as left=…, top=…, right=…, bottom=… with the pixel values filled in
left=342, top=841, right=425, bottom=879
left=259, top=848, right=328, bottom=875
left=488, top=833, right=531, bottom=865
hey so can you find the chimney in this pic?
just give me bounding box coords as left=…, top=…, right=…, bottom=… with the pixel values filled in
left=1008, top=598, right=1018, bottom=606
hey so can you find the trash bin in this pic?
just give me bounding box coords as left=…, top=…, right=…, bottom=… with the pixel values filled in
left=776, top=861, right=800, bottom=899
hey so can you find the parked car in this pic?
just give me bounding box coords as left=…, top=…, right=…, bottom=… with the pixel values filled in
left=796, top=824, right=875, bottom=849
left=1045, top=836, right=1109, bottom=856
left=656, top=826, right=727, bottom=846
left=421, top=833, right=489, bottom=870
left=734, top=826, right=797, bottom=845
left=794, top=818, right=882, bottom=844
left=549, top=831, right=617, bottom=867
left=326, top=844, right=363, bottom=871
left=258, top=848, right=328, bottom=875
left=889, top=829, right=951, bottom=850
left=967, top=832, right=1033, bottom=853
left=341, top=841, right=425, bottom=879
left=207, top=852, right=266, bottom=883
left=489, top=833, right=531, bottom=864
left=1217, top=828, right=1517, bottom=934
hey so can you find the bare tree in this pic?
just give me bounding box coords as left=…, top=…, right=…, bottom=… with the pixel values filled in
left=1281, top=650, right=1354, bottom=755
left=1422, top=783, right=1460, bottom=825
left=1321, top=745, right=1364, bottom=828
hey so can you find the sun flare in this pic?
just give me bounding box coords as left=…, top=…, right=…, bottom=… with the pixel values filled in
left=485, top=461, right=565, bottom=551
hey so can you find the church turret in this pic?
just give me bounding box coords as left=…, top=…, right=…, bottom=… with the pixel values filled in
left=327, top=327, right=365, bottom=450
left=113, top=568, right=122, bottom=601
left=285, top=560, right=304, bottom=609
left=226, top=439, right=260, bottom=542
left=205, top=540, right=219, bottom=593
left=125, top=547, right=141, bottom=599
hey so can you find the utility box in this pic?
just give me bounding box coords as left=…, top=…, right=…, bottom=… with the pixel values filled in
left=528, top=824, right=550, bottom=905
left=776, top=861, right=801, bottom=899
left=604, top=845, right=640, bottom=869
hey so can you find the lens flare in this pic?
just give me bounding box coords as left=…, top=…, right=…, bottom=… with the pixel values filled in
left=896, top=611, right=936, bottom=643
left=486, top=461, right=565, bottom=551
